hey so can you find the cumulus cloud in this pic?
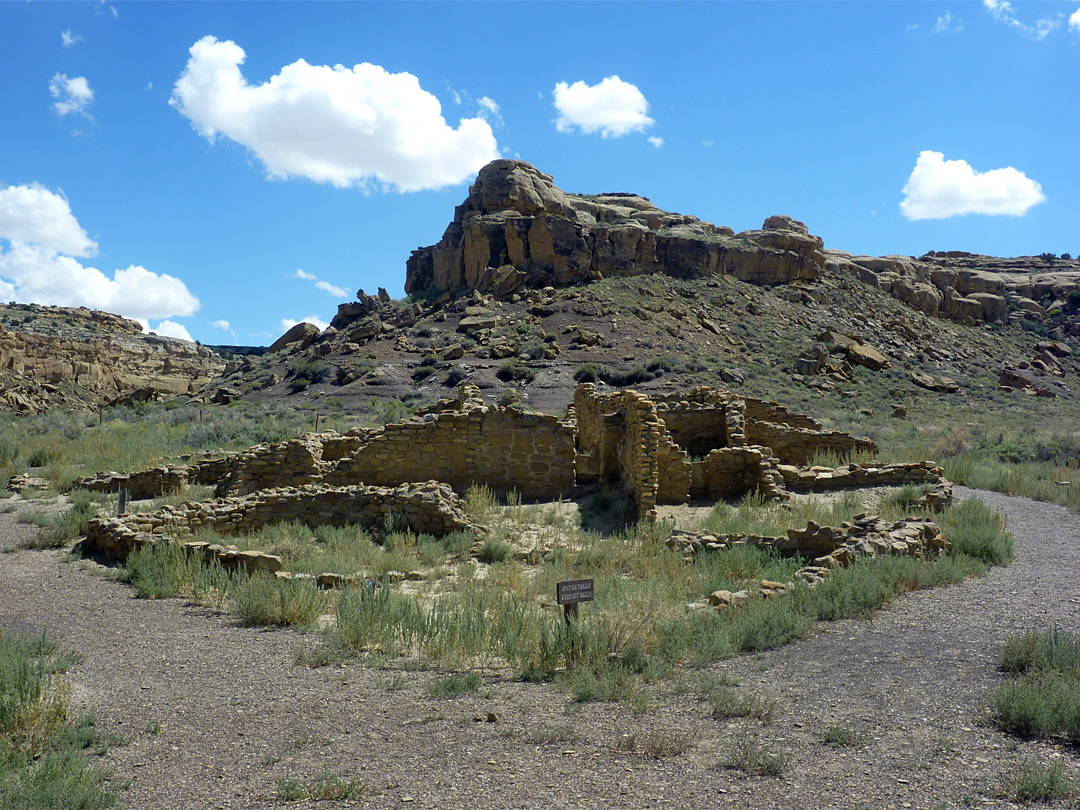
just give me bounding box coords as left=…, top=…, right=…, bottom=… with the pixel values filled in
left=291, top=267, right=347, bottom=297
left=1070, top=5, right=1080, bottom=33
left=0, top=184, right=97, bottom=256
left=0, top=183, right=200, bottom=320
left=931, top=11, right=964, bottom=34
left=983, top=0, right=1058, bottom=39
left=211, top=319, right=231, bottom=331
left=553, top=76, right=655, bottom=138
left=280, top=315, right=329, bottom=333
left=61, top=29, right=85, bottom=47
left=315, top=280, right=348, bottom=297
left=49, top=73, right=94, bottom=118
left=647, top=136, right=664, bottom=149
left=170, top=36, right=499, bottom=192
left=148, top=320, right=193, bottom=341
left=900, top=150, right=1046, bottom=220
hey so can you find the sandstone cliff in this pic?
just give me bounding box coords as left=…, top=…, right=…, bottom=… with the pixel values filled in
left=405, top=160, right=825, bottom=297
left=827, top=250, right=1080, bottom=330
left=403, top=160, right=1080, bottom=335
left=0, top=303, right=226, bottom=413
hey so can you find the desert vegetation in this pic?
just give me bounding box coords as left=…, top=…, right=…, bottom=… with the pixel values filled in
left=94, top=483, right=1011, bottom=706
left=0, top=631, right=119, bottom=809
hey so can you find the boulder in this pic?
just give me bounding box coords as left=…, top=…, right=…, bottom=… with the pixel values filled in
left=268, top=322, right=320, bottom=354
left=846, top=342, right=889, bottom=371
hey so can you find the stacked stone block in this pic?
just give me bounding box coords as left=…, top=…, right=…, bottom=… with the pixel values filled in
left=83, top=480, right=481, bottom=562
left=667, top=514, right=949, bottom=603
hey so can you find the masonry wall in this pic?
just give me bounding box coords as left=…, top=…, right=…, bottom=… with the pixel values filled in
left=745, top=421, right=875, bottom=466
left=83, top=481, right=480, bottom=562
left=323, top=407, right=575, bottom=499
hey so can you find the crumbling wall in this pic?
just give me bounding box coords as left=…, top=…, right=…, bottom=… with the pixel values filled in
left=84, top=481, right=480, bottom=562
left=746, top=421, right=876, bottom=466
left=324, top=407, right=574, bottom=499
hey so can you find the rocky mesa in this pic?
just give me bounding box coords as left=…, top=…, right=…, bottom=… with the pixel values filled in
left=404, top=159, right=825, bottom=297
left=404, top=159, right=1080, bottom=334
left=0, top=303, right=226, bottom=413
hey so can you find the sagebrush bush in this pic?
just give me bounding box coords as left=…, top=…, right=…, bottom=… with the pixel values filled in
left=0, top=631, right=118, bottom=808
left=994, top=628, right=1080, bottom=741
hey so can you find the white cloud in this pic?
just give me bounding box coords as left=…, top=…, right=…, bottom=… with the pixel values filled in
left=701, top=140, right=714, bottom=148
left=553, top=76, right=655, bottom=138
left=0, top=184, right=97, bottom=256
left=315, top=280, right=348, bottom=297
left=900, top=150, right=1046, bottom=220
left=281, top=315, right=329, bottom=333
left=1070, top=6, right=1080, bottom=33
left=292, top=267, right=347, bottom=297
left=49, top=73, right=94, bottom=119
left=931, top=11, right=964, bottom=34
left=61, top=29, right=85, bottom=47
left=148, top=320, right=193, bottom=341
left=647, top=136, right=664, bottom=149
left=0, top=183, right=200, bottom=319
left=211, top=319, right=231, bottom=331
left=170, top=36, right=499, bottom=192
left=983, top=0, right=1058, bottom=39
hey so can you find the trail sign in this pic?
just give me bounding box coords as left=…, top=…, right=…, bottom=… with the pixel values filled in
left=556, top=579, right=594, bottom=606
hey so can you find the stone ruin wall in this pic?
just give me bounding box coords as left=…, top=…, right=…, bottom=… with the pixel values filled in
left=84, top=481, right=480, bottom=563
left=323, top=407, right=574, bottom=500
left=74, top=383, right=933, bottom=532
left=667, top=514, right=950, bottom=607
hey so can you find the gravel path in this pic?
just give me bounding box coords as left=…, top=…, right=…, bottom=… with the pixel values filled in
left=1, top=486, right=1078, bottom=810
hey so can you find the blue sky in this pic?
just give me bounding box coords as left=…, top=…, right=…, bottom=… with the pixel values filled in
left=1, top=1, right=1077, bottom=345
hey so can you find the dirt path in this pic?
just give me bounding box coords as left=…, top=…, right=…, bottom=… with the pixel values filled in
left=1, top=487, right=1077, bottom=809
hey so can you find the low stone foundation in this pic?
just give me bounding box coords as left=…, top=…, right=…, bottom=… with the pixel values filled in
left=667, top=514, right=949, bottom=606
left=83, top=480, right=481, bottom=562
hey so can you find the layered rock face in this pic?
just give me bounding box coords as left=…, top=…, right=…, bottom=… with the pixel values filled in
left=405, top=160, right=825, bottom=296
left=827, top=250, right=1080, bottom=326
left=0, top=303, right=225, bottom=413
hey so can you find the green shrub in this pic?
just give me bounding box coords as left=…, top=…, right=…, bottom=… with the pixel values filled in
left=940, top=498, right=1013, bottom=566
left=277, top=771, right=364, bottom=803
left=427, top=672, right=481, bottom=698
left=1009, top=759, right=1078, bottom=803
left=821, top=724, right=861, bottom=747
left=0, top=631, right=118, bottom=808
left=719, top=728, right=787, bottom=777
left=993, top=629, right=1080, bottom=741
left=725, top=597, right=812, bottom=652
left=477, top=538, right=512, bottom=564
left=234, top=573, right=329, bottom=628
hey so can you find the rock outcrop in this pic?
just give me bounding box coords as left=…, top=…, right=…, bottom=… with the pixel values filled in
left=0, top=303, right=225, bottom=413
left=826, top=250, right=1080, bottom=328
left=405, top=160, right=824, bottom=297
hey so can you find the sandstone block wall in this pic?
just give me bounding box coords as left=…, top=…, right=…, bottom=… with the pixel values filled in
left=746, top=421, right=876, bottom=466
left=667, top=514, right=949, bottom=602
left=778, top=460, right=945, bottom=491
left=325, top=407, right=575, bottom=499
left=83, top=481, right=480, bottom=562
left=76, top=466, right=191, bottom=500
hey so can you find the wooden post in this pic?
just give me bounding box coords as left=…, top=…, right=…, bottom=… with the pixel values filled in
left=118, top=487, right=128, bottom=515
left=315, top=412, right=320, bottom=432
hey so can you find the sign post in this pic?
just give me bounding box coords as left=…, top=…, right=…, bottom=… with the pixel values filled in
left=556, top=578, right=594, bottom=625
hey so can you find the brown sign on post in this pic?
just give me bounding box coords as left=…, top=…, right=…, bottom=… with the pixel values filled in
left=557, top=578, right=594, bottom=605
